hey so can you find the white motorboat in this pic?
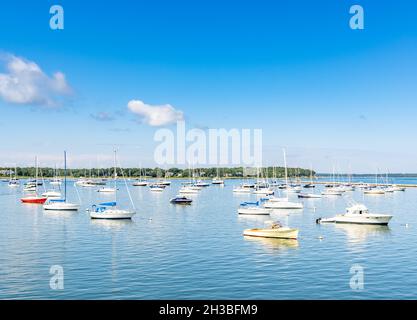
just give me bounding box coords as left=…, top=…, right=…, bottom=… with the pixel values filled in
left=243, top=221, right=299, bottom=239
left=317, top=204, right=392, bottom=225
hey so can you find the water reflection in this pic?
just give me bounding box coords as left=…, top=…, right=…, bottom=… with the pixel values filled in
left=333, top=223, right=391, bottom=243
left=244, top=236, right=299, bottom=252
left=91, top=219, right=134, bottom=231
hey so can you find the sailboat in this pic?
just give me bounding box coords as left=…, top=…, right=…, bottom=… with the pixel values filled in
left=8, top=165, right=19, bottom=188
left=299, top=165, right=322, bottom=198
left=133, top=165, right=148, bottom=186
left=89, top=150, right=136, bottom=219
left=212, top=167, right=224, bottom=184
left=263, top=149, right=303, bottom=209
left=21, top=157, right=48, bottom=204
left=44, top=151, right=80, bottom=211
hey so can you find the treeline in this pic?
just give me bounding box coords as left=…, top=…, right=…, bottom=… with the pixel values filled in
left=0, top=167, right=314, bottom=178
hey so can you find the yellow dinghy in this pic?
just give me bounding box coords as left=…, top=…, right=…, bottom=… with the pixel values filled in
left=243, top=221, right=299, bottom=240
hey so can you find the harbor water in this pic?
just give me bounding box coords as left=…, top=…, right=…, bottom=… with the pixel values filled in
left=1, top=178, right=417, bottom=299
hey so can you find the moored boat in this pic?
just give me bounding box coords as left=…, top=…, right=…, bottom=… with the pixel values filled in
left=243, top=221, right=299, bottom=239
left=316, top=204, right=392, bottom=225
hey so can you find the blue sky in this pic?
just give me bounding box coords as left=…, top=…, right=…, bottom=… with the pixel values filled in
left=1, top=0, right=417, bottom=172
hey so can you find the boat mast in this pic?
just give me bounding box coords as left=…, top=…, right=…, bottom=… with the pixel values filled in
left=283, top=148, right=288, bottom=187
left=114, top=149, right=117, bottom=204
left=64, top=151, right=67, bottom=202
left=35, top=156, right=38, bottom=194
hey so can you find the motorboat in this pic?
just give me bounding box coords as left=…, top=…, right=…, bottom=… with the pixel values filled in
left=170, top=196, right=193, bottom=204
left=89, top=202, right=135, bottom=219
left=243, top=221, right=299, bottom=239
left=298, top=193, right=322, bottom=198
left=316, top=203, right=392, bottom=225
left=238, top=201, right=271, bottom=215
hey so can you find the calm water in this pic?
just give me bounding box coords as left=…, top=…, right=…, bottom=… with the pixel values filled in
left=1, top=177, right=417, bottom=299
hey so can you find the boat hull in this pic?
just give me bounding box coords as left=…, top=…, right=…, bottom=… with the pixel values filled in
left=43, top=202, right=79, bottom=211
left=21, top=196, right=47, bottom=204
left=90, top=209, right=136, bottom=219
left=243, top=228, right=299, bottom=239
left=238, top=207, right=271, bottom=215
left=263, top=201, right=303, bottom=209
left=319, top=215, right=392, bottom=225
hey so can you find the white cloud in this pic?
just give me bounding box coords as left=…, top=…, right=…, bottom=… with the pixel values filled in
left=0, top=54, right=71, bottom=107
left=127, top=99, right=184, bottom=126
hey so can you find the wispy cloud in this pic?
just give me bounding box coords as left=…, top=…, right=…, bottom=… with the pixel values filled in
left=127, top=99, right=184, bottom=126
left=0, top=53, right=71, bottom=107
left=90, top=111, right=115, bottom=122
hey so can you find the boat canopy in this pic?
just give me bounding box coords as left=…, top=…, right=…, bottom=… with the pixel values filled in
left=50, top=199, right=65, bottom=202
left=99, top=202, right=116, bottom=207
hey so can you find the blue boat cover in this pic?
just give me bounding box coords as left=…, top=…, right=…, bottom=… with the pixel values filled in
left=50, top=199, right=65, bottom=202
left=99, top=202, right=116, bottom=207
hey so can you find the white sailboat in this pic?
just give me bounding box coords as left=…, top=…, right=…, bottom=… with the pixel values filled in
left=263, top=149, right=303, bottom=210
left=44, top=151, right=80, bottom=211
left=8, top=165, right=19, bottom=188
left=89, top=150, right=136, bottom=219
